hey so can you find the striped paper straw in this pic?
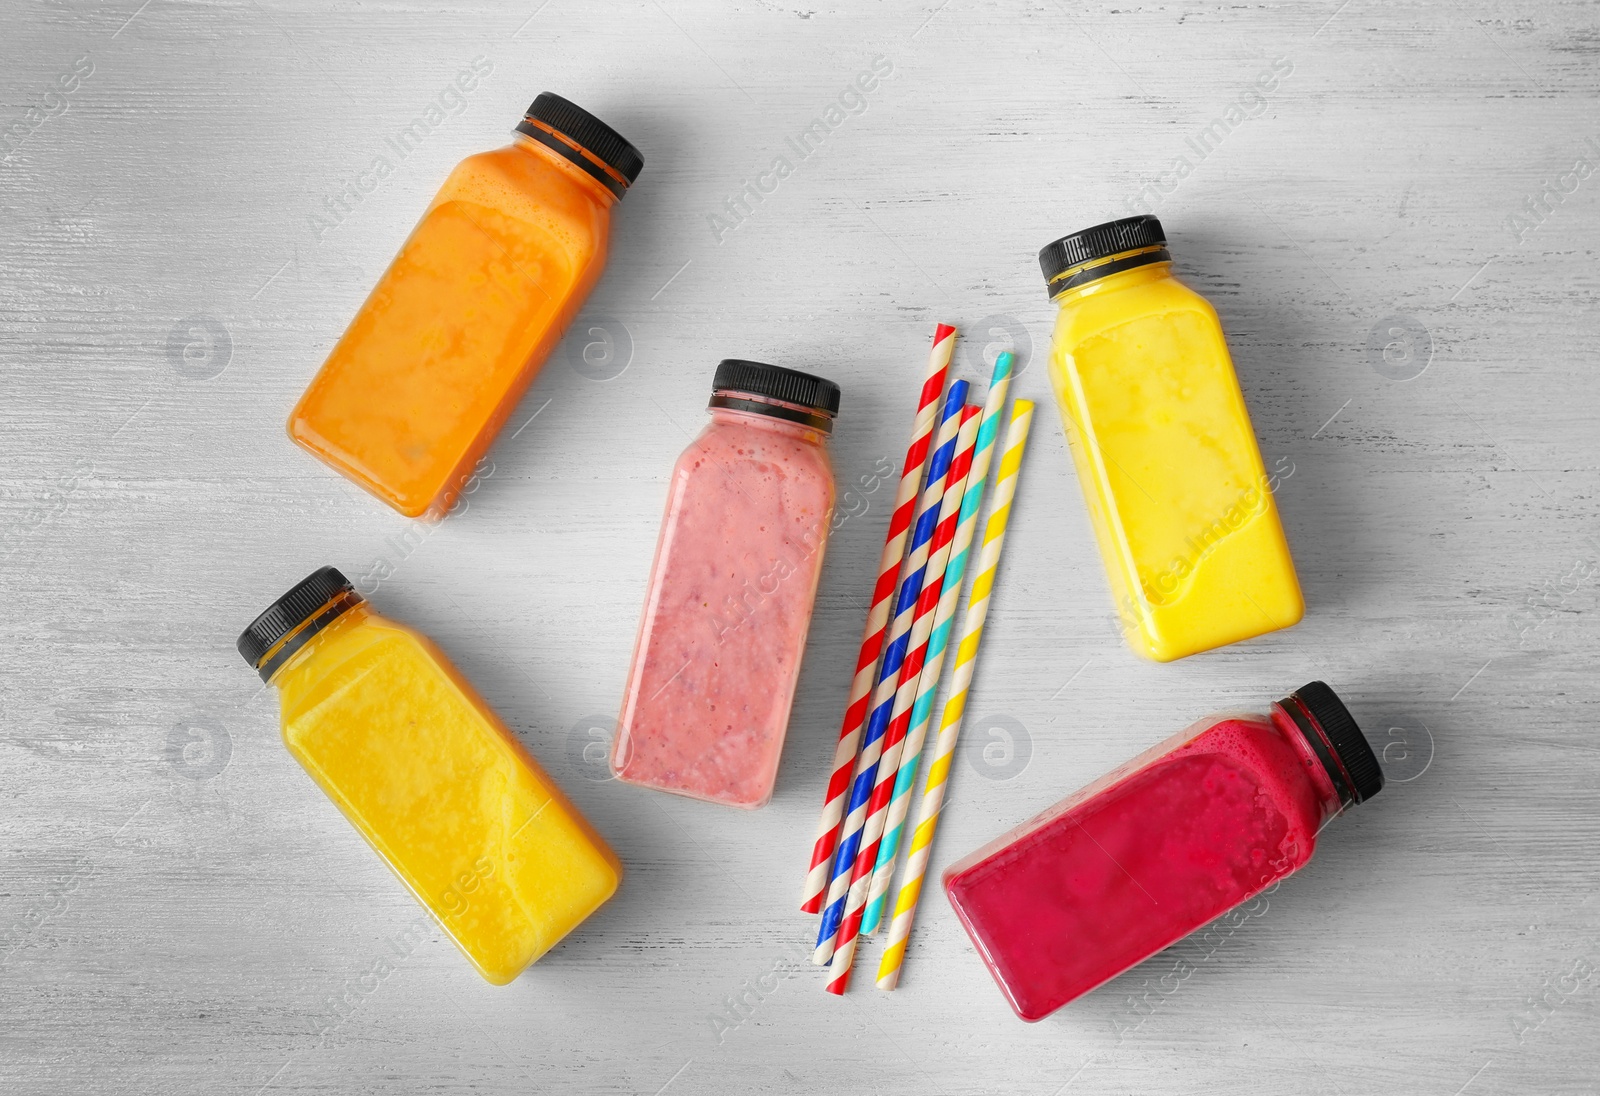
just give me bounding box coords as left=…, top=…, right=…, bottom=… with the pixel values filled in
left=861, top=352, right=1015, bottom=934
left=812, top=380, right=969, bottom=965
left=802, top=324, right=956, bottom=914
left=876, top=400, right=1035, bottom=991
left=822, top=405, right=981, bottom=995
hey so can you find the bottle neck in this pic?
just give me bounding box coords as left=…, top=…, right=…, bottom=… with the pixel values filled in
left=510, top=133, right=620, bottom=208
left=1048, top=250, right=1172, bottom=308
left=1270, top=701, right=1351, bottom=821
left=262, top=598, right=366, bottom=685
left=707, top=390, right=833, bottom=442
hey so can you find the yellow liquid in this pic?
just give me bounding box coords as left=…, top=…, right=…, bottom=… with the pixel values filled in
left=1047, top=261, right=1303, bottom=661
left=274, top=606, right=620, bottom=983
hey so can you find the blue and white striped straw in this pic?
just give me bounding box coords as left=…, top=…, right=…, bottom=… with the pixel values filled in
left=812, top=379, right=969, bottom=965
left=861, top=353, right=1015, bottom=934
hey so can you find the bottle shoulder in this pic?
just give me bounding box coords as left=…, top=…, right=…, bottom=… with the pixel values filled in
left=1183, top=711, right=1334, bottom=857
left=273, top=609, right=430, bottom=722
left=1051, top=268, right=1220, bottom=352
left=676, top=416, right=836, bottom=492
left=431, top=143, right=612, bottom=252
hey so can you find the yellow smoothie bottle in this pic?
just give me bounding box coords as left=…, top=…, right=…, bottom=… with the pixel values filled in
left=237, top=567, right=620, bottom=983
left=1039, top=216, right=1303, bottom=661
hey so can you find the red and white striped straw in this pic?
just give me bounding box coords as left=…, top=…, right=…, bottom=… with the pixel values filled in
left=812, top=385, right=968, bottom=966
left=823, top=405, right=982, bottom=995
left=801, top=324, right=956, bottom=914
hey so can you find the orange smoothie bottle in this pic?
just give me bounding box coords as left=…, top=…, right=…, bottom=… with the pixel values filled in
left=289, top=94, right=643, bottom=518
left=237, top=567, right=621, bottom=984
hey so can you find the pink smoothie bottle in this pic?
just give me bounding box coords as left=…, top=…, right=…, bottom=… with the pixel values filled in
left=944, top=681, right=1383, bottom=1021
left=612, top=360, right=841, bottom=809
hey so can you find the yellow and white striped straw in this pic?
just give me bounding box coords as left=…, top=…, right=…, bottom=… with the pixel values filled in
left=875, top=399, right=1034, bottom=991
left=860, top=353, right=1013, bottom=935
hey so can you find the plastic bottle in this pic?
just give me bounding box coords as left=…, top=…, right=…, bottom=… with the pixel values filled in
left=289, top=93, right=642, bottom=518
left=944, top=681, right=1382, bottom=1021
left=613, top=361, right=841, bottom=809
left=238, top=567, right=620, bottom=984
left=1040, top=215, right=1303, bottom=660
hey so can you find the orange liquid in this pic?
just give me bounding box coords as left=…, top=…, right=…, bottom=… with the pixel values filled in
left=289, top=137, right=615, bottom=518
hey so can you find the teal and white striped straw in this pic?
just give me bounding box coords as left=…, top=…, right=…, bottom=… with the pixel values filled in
left=861, top=350, right=1014, bottom=934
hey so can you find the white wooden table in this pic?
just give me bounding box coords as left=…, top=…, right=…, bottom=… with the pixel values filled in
left=3, top=1, right=1597, bottom=1092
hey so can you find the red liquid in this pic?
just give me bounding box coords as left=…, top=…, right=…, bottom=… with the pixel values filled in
left=944, top=712, right=1339, bottom=1021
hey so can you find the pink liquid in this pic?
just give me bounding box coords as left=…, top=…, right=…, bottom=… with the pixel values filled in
left=944, top=712, right=1338, bottom=1021
left=613, top=406, right=834, bottom=808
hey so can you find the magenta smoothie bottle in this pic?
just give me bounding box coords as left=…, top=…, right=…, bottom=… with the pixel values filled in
left=613, top=360, right=841, bottom=809
left=944, top=681, right=1384, bottom=1021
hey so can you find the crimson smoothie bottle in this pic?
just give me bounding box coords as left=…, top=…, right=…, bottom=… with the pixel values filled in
left=613, top=360, right=840, bottom=809
left=943, top=681, right=1383, bottom=1021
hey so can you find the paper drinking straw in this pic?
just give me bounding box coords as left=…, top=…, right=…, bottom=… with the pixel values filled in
left=837, top=406, right=983, bottom=940
left=861, top=352, right=1015, bottom=935
left=850, top=406, right=981, bottom=907
left=813, top=380, right=969, bottom=965
left=802, top=324, right=956, bottom=914
left=821, top=405, right=981, bottom=995
left=876, top=400, right=1034, bottom=991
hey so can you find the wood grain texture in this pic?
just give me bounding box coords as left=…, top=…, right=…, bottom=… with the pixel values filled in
left=2, top=0, right=1598, bottom=1092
